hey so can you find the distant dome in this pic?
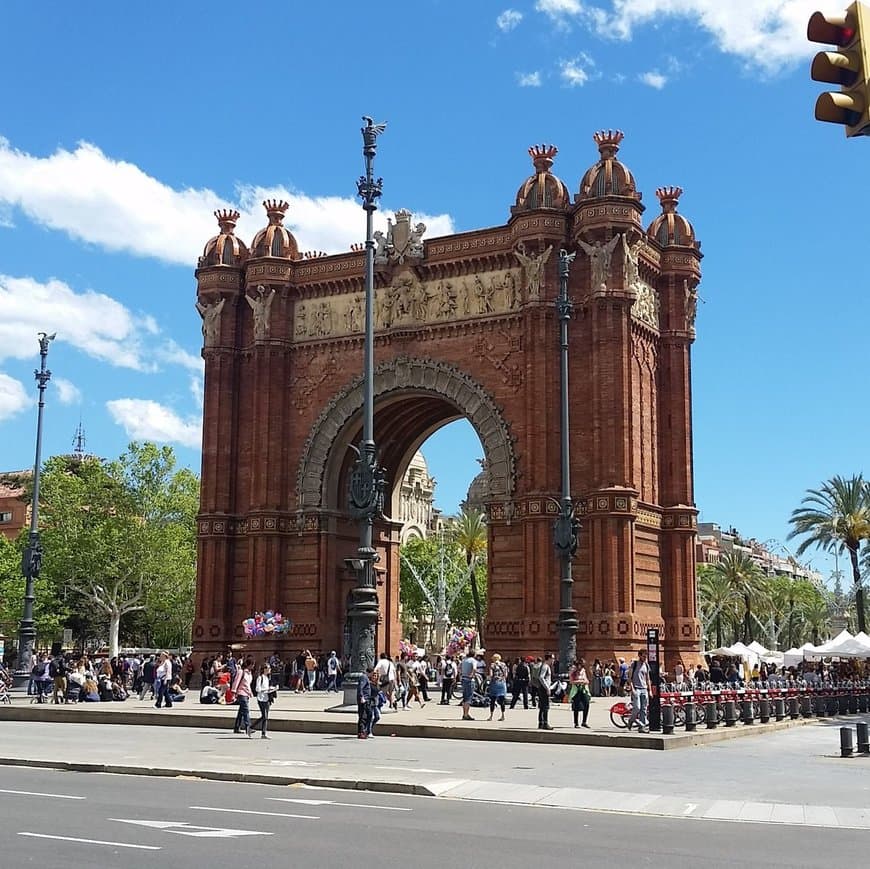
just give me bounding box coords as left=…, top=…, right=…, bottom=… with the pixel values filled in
left=646, top=187, right=698, bottom=249
left=200, top=209, right=248, bottom=267
left=512, top=145, right=570, bottom=213
left=462, top=460, right=489, bottom=513
left=577, top=130, right=641, bottom=202
left=250, top=199, right=300, bottom=259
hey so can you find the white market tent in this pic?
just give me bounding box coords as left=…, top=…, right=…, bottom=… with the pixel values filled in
left=802, top=630, right=870, bottom=660
left=783, top=642, right=816, bottom=668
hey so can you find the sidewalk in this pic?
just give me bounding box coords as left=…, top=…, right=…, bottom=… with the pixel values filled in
left=0, top=687, right=813, bottom=749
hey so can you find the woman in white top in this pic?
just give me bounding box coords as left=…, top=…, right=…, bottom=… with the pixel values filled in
left=154, top=652, right=173, bottom=709
left=232, top=657, right=254, bottom=737
left=254, top=663, right=272, bottom=739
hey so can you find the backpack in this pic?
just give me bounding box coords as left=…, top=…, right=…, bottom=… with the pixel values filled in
left=49, top=660, right=58, bottom=678
left=515, top=662, right=529, bottom=681
left=530, top=662, right=543, bottom=688
left=444, top=661, right=456, bottom=679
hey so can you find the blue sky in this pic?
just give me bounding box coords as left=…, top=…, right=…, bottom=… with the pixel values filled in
left=0, top=1, right=864, bottom=583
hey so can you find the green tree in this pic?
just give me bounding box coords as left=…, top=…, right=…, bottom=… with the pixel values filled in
left=447, top=508, right=488, bottom=646
left=789, top=475, right=870, bottom=633
left=697, top=564, right=738, bottom=649
left=711, top=551, right=765, bottom=643
left=797, top=593, right=831, bottom=646
left=38, top=443, right=198, bottom=656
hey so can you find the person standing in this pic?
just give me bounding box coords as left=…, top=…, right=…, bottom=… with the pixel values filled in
left=326, top=651, right=341, bottom=692
left=487, top=653, right=508, bottom=722
left=537, top=653, right=555, bottom=730
left=50, top=653, right=67, bottom=704
left=440, top=655, right=456, bottom=704
left=417, top=655, right=431, bottom=702
left=569, top=657, right=591, bottom=728
left=510, top=657, right=530, bottom=710
left=304, top=650, right=317, bottom=691
left=459, top=650, right=477, bottom=721
left=154, top=651, right=173, bottom=709
left=626, top=649, right=651, bottom=733
left=374, top=652, right=396, bottom=709
left=254, top=663, right=272, bottom=739
left=232, top=657, right=254, bottom=737
left=357, top=668, right=373, bottom=738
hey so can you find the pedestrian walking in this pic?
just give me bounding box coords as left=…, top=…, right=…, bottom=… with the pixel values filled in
left=509, top=657, right=531, bottom=709
left=50, top=653, right=67, bottom=704
left=459, top=650, right=476, bottom=721
left=440, top=655, right=456, bottom=704
left=232, top=657, right=254, bottom=737
left=357, top=668, right=373, bottom=738
left=254, top=663, right=272, bottom=739
left=326, top=650, right=341, bottom=692
left=368, top=671, right=383, bottom=737
left=374, top=652, right=396, bottom=709
left=626, top=649, right=651, bottom=733
left=153, top=651, right=173, bottom=709
left=569, top=657, right=591, bottom=728
left=487, top=653, right=508, bottom=721
left=418, top=655, right=431, bottom=702
left=537, top=653, right=555, bottom=730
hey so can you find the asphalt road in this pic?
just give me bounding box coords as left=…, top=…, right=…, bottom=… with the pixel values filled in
left=0, top=766, right=865, bottom=869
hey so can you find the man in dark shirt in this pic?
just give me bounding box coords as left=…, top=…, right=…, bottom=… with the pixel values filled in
left=357, top=668, right=374, bottom=739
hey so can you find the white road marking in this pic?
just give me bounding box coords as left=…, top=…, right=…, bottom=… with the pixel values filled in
left=111, top=818, right=271, bottom=838
left=683, top=803, right=698, bottom=815
left=18, top=832, right=159, bottom=850
left=268, top=797, right=411, bottom=812
left=270, top=759, right=316, bottom=766
left=373, top=765, right=452, bottom=774
left=190, top=805, right=319, bottom=820
left=0, top=788, right=84, bottom=800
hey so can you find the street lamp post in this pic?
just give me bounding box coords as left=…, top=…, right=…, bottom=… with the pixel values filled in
left=554, top=250, right=579, bottom=674
left=13, top=332, right=55, bottom=685
left=343, top=117, right=387, bottom=698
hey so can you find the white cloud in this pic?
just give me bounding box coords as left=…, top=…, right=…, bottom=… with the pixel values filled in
left=540, top=1, right=821, bottom=71
left=497, top=9, right=523, bottom=31
left=0, top=137, right=454, bottom=267
left=54, top=377, right=82, bottom=405
left=189, top=374, right=204, bottom=412
left=560, top=53, right=596, bottom=86
left=155, top=339, right=203, bottom=373
left=0, top=273, right=155, bottom=371
left=640, top=70, right=668, bottom=89
left=0, top=373, right=29, bottom=421
left=106, top=398, right=202, bottom=449
left=517, top=71, right=543, bottom=87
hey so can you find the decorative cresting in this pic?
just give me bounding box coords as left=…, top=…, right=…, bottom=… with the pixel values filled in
left=199, top=209, right=248, bottom=267
left=577, top=130, right=641, bottom=202
left=512, top=144, right=570, bottom=213
left=646, top=186, right=699, bottom=250
left=297, top=357, right=517, bottom=511
left=250, top=199, right=300, bottom=259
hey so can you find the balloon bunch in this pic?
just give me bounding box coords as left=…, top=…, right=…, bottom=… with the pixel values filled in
left=445, top=627, right=476, bottom=657
left=399, top=639, right=418, bottom=658
left=242, top=611, right=292, bottom=637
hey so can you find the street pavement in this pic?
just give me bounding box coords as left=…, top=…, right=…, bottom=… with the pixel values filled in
left=0, top=766, right=866, bottom=869
left=2, top=711, right=870, bottom=829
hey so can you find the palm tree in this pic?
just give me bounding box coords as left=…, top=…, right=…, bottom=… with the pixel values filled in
left=711, top=550, right=765, bottom=643
left=789, top=475, right=870, bottom=633
left=697, top=565, right=738, bottom=649
left=799, top=596, right=831, bottom=646
left=448, top=508, right=488, bottom=646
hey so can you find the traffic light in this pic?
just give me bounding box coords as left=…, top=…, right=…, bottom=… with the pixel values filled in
left=808, top=2, right=870, bottom=136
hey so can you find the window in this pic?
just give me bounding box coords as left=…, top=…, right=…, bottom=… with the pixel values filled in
left=0, top=511, right=12, bottom=523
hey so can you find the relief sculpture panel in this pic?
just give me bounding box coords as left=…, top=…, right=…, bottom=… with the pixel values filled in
left=293, top=268, right=522, bottom=340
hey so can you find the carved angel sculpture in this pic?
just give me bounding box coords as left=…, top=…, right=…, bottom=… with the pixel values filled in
left=196, top=297, right=225, bottom=346
left=246, top=285, right=276, bottom=340
left=579, top=235, right=620, bottom=290
left=514, top=244, right=553, bottom=298
left=621, top=234, right=641, bottom=290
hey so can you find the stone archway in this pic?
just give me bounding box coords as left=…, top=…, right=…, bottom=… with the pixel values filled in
left=296, top=356, right=517, bottom=514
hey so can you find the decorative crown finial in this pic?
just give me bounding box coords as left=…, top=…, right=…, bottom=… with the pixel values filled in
left=656, top=186, right=683, bottom=212
left=593, top=130, right=624, bottom=158
left=263, top=199, right=289, bottom=225
left=214, top=209, right=240, bottom=232
left=528, top=144, right=558, bottom=172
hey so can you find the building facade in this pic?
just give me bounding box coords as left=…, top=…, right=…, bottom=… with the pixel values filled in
left=193, top=130, right=703, bottom=666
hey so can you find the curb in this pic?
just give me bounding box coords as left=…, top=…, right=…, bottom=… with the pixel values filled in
left=0, top=756, right=439, bottom=797
left=0, top=704, right=815, bottom=749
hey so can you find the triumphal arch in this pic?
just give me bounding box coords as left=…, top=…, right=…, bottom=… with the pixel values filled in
left=193, top=130, right=703, bottom=667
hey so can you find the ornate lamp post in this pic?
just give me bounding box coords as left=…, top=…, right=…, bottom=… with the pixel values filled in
left=13, top=332, right=55, bottom=685
left=344, top=117, right=387, bottom=693
left=554, top=250, right=579, bottom=674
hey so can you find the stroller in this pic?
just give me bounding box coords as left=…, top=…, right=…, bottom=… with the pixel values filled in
left=0, top=670, right=11, bottom=704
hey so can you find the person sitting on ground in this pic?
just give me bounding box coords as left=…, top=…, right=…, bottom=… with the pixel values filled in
left=167, top=675, right=186, bottom=704
left=82, top=676, right=100, bottom=702
left=200, top=682, right=220, bottom=704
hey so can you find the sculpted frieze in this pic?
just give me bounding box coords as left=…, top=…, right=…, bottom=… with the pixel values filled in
left=293, top=267, right=522, bottom=340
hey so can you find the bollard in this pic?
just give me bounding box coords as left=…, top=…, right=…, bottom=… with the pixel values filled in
left=828, top=694, right=839, bottom=717
left=724, top=699, right=737, bottom=727
left=788, top=696, right=800, bottom=720
left=759, top=696, right=770, bottom=724
left=839, top=692, right=850, bottom=715
left=841, top=726, right=855, bottom=758
left=815, top=692, right=827, bottom=717
left=774, top=697, right=785, bottom=721
left=849, top=692, right=858, bottom=715
left=859, top=692, right=868, bottom=714
left=662, top=703, right=675, bottom=735
left=741, top=698, right=754, bottom=725
left=857, top=722, right=870, bottom=755
left=685, top=699, right=696, bottom=732
left=800, top=694, right=812, bottom=718
left=705, top=700, right=717, bottom=729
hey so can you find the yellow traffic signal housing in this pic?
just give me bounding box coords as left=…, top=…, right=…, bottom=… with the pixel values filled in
left=808, top=2, right=870, bottom=136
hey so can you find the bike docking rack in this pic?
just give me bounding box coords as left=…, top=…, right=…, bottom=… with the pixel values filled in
left=641, top=680, right=870, bottom=745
